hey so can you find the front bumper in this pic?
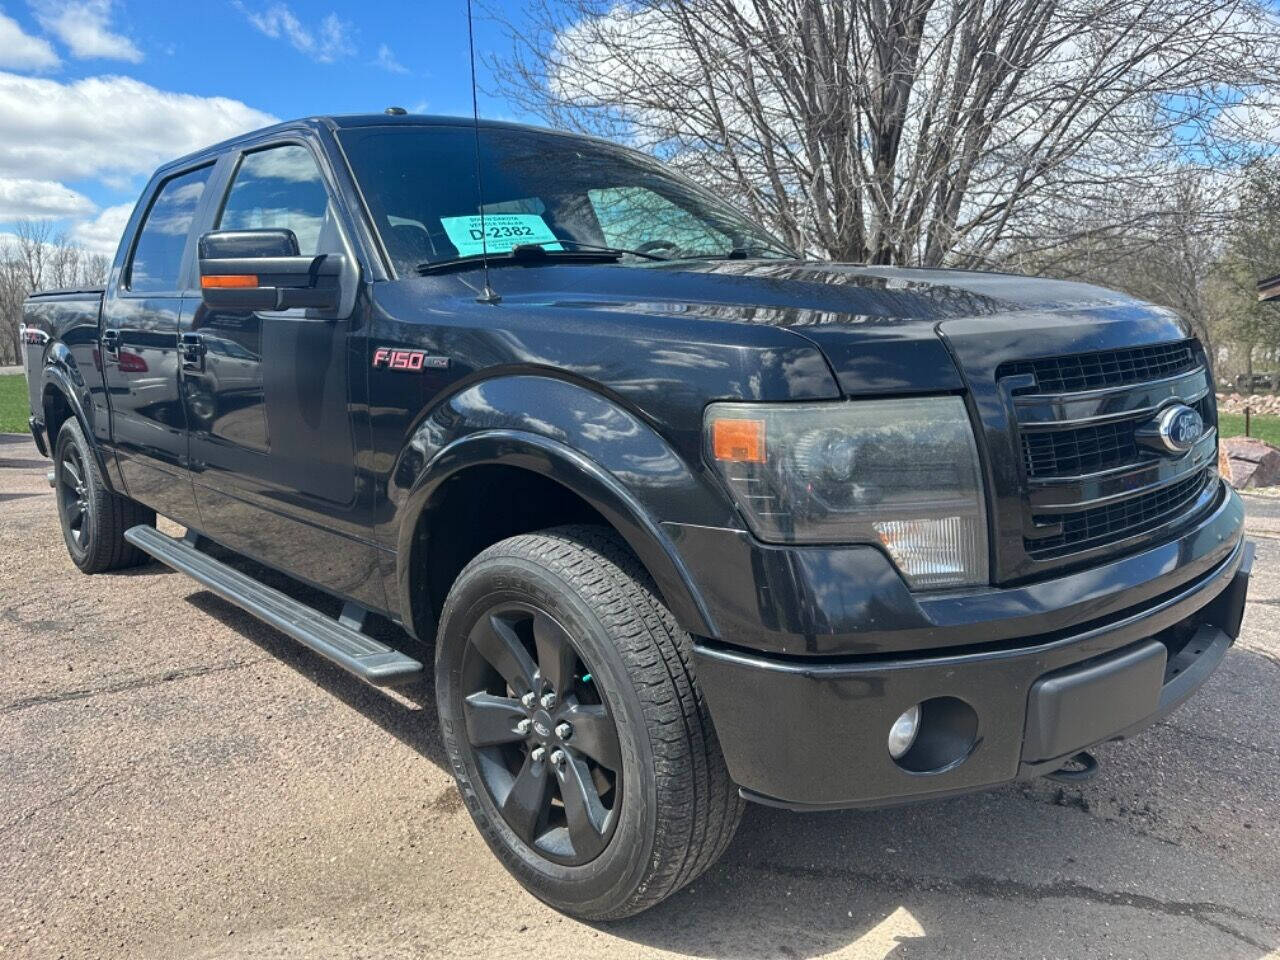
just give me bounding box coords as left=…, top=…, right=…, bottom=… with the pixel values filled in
left=692, top=499, right=1253, bottom=809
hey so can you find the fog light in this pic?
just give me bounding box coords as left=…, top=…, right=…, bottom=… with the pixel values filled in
left=873, top=516, right=988, bottom=589
left=887, top=705, right=921, bottom=759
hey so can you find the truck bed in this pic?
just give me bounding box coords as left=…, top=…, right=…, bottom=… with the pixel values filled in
left=21, top=288, right=105, bottom=450
left=26, top=286, right=106, bottom=300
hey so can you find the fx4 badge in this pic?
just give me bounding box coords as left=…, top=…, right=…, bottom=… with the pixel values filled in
left=372, top=348, right=449, bottom=371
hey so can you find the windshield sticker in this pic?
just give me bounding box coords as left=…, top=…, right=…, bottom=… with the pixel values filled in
left=440, top=213, right=564, bottom=256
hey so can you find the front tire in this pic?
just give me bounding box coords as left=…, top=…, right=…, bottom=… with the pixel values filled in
left=54, top=418, right=155, bottom=573
left=436, top=525, right=742, bottom=919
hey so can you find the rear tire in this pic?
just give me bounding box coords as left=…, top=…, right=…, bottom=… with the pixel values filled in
left=436, top=525, right=742, bottom=919
left=54, top=418, right=155, bottom=573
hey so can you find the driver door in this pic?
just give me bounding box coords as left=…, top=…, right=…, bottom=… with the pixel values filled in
left=183, top=141, right=382, bottom=607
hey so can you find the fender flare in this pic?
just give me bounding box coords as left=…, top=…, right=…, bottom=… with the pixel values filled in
left=39, top=347, right=116, bottom=486
left=394, top=429, right=717, bottom=642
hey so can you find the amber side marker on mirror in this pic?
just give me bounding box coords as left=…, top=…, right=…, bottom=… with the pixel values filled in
left=201, top=275, right=259, bottom=288
left=712, top=419, right=766, bottom=462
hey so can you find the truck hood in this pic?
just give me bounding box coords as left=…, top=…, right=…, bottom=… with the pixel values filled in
left=488, top=258, right=1192, bottom=396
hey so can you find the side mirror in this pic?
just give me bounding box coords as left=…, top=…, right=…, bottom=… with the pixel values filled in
left=198, top=229, right=353, bottom=318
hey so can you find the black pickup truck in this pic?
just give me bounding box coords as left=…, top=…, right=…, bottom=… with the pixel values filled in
left=20, top=113, right=1253, bottom=919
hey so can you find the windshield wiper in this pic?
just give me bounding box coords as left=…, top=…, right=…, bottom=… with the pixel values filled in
left=417, top=246, right=615, bottom=275
left=415, top=239, right=669, bottom=276
left=548, top=239, right=670, bottom=261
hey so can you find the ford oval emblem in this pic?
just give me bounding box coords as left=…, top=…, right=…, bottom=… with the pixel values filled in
left=1136, top=403, right=1204, bottom=457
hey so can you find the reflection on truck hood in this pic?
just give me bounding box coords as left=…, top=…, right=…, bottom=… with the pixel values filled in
left=488, top=258, right=1185, bottom=396
left=505, top=258, right=1141, bottom=323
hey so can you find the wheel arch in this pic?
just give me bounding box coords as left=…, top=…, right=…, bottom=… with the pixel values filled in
left=395, top=430, right=716, bottom=644
left=40, top=353, right=116, bottom=487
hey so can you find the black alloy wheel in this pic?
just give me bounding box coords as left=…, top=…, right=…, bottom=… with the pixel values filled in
left=57, top=442, right=92, bottom=554
left=460, top=603, right=622, bottom=865
left=52, top=418, right=155, bottom=573
left=437, top=526, right=743, bottom=919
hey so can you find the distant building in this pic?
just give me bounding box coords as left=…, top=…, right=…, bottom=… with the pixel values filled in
left=1261, top=274, right=1280, bottom=302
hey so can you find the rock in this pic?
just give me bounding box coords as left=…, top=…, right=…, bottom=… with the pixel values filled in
left=1216, top=392, right=1280, bottom=416
left=1219, top=436, right=1280, bottom=489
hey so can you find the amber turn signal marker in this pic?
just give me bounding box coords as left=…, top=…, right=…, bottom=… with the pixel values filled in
left=201, top=274, right=259, bottom=288
left=712, top=418, right=766, bottom=462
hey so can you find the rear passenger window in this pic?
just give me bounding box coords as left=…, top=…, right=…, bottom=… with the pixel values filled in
left=217, top=145, right=337, bottom=256
left=127, top=165, right=213, bottom=294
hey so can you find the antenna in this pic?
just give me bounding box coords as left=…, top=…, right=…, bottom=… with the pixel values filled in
left=466, top=0, right=500, bottom=305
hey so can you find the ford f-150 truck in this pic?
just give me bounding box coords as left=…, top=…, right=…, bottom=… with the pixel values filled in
left=20, top=113, right=1253, bottom=920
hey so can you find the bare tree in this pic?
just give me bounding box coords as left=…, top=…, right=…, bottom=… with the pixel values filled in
left=1213, top=160, right=1280, bottom=380
left=1004, top=156, right=1280, bottom=385
left=0, top=219, right=109, bottom=365
left=0, top=258, right=26, bottom=366
left=493, top=0, right=1280, bottom=266
left=1010, top=172, right=1228, bottom=343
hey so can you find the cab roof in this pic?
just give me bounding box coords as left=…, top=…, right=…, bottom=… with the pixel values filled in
left=156, top=113, right=589, bottom=176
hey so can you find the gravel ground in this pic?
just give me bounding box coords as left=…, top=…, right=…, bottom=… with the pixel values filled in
left=1, top=432, right=1278, bottom=960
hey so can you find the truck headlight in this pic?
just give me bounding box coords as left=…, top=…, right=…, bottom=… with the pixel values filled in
left=705, top=397, right=989, bottom=589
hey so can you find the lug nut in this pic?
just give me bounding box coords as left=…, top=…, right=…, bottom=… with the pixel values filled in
left=521, top=691, right=536, bottom=709
left=530, top=746, right=546, bottom=763
left=550, top=749, right=566, bottom=767
left=555, top=722, right=572, bottom=740
left=516, top=718, right=531, bottom=735
left=540, top=692, right=557, bottom=710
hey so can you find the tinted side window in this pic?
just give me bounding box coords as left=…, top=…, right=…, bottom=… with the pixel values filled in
left=128, top=165, right=213, bottom=294
left=217, top=145, right=336, bottom=255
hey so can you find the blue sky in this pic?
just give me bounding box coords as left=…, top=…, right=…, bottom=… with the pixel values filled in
left=0, top=0, right=536, bottom=254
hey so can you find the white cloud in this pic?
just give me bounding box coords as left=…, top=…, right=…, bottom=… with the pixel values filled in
left=239, top=3, right=355, bottom=63
left=1214, top=89, right=1280, bottom=146
left=0, top=71, right=276, bottom=183
left=373, top=43, right=406, bottom=74
left=0, top=8, right=58, bottom=69
left=31, top=0, right=141, bottom=63
left=0, top=71, right=273, bottom=258
left=0, top=176, right=93, bottom=216
left=69, top=201, right=130, bottom=255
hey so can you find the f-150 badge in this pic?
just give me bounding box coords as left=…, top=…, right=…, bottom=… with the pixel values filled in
left=372, top=348, right=449, bottom=371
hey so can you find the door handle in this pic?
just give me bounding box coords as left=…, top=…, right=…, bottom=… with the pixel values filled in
left=180, top=332, right=205, bottom=372
left=101, top=328, right=120, bottom=354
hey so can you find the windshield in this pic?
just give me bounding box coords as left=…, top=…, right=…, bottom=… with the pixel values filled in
left=337, top=124, right=794, bottom=276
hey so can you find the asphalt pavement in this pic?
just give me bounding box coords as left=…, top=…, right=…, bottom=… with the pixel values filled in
left=1, top=433, right=1278, bottom=959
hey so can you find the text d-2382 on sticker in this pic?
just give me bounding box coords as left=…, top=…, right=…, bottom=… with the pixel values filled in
left=439, top=213, right=564, bottom=257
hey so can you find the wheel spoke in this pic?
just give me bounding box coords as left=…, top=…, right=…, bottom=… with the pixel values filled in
left=66, top=500, right=84, bottom=524
left=501, top=752, right=550, bottom=844
left=463, top=693, right=528, bottom=747
left=469, top=613, right=537, bottom=695
left=61, top=457, right=82, bottom=488
left=557, top=750, right=609, bottom=860
left=561, top=703, right=622, bottom=772
left=533, top=613, right=577, bottom=696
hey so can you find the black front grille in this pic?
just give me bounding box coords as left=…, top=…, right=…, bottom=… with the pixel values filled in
left=1026, top=469, right=1212, bottom=557
left=1021, top=395, right=1214, bottom=479
left=1022, top=419, right=1144, bottom=478
left=1000, top=341, right=1196, bottom=394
